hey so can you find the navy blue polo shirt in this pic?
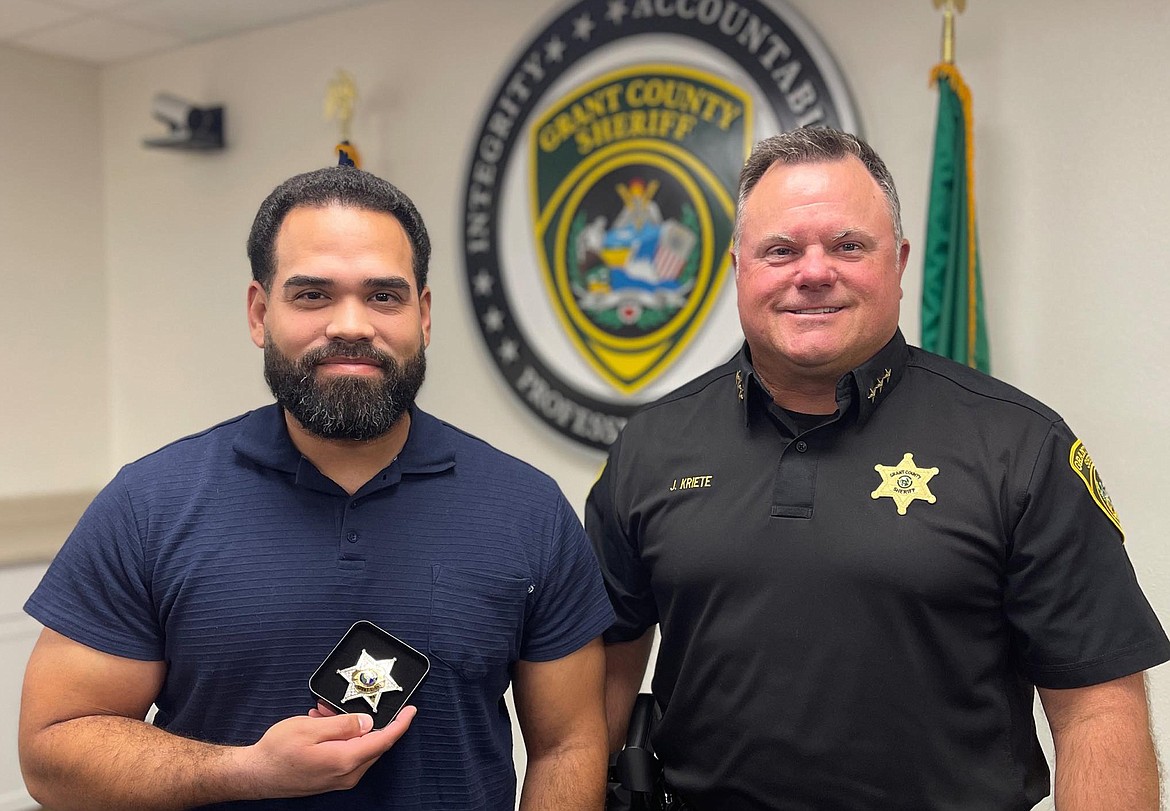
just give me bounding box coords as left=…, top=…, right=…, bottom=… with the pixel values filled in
left=27, top=405, right=614, bottom=810
left=587, top=330, right=1169, bottom=810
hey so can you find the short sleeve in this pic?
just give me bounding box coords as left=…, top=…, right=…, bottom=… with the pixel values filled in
left=518, top=491, right=615, bottom=662
left=24, top=476, right=164, bottom=661
left=585, top=436, right=658, bottom=643
left=1004, top=421, right=1169, bottom=688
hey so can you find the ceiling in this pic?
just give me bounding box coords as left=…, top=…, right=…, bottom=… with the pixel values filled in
left=0, top=0, right=387, bottom=64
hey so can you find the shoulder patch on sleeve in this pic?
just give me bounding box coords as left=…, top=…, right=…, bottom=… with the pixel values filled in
left=1069, top=439, right=1124, bottom=540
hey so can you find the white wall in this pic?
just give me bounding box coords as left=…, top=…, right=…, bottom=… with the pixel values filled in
left=0, top=45, right=107, bottom=496
left=0, top=42, right=106, bottom=811
left=4, top=1, right=1170, bottom=808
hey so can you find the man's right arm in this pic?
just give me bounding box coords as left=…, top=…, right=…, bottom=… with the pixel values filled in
left=604, top=628, right=655, bottom=753
left=20, top=629, right=414, bottom=811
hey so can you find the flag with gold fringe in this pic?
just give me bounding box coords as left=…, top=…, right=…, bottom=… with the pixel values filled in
left=921, top=62, right=989, bottom=372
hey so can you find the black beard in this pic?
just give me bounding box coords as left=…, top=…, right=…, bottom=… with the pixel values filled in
left=263, top=336, right=426, bottom=441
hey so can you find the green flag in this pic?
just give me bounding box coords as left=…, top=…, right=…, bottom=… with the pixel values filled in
left=921, top=63, right=989, bottom=372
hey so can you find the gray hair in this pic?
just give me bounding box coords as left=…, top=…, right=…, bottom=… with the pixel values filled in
left=731, top=128, right=903, bottom=253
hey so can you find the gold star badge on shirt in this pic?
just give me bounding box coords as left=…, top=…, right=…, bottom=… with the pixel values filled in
left=871, top=452, right=939, bottom=515
left=336, top=649, right=402, bottom=712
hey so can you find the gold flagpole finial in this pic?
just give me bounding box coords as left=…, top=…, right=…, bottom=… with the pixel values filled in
left=325, top=69, right=358, bottom=142
left=932, top=0, right=966, bottom=64
left=325, top=69, right=361, bottom=167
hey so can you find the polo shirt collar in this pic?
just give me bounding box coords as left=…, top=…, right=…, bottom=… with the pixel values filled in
left=232, top=403, right=457, bottom=482
left=736, top=329, right=910, bottom=427
left=394, top=408, right=458, bottom=475
left=850, top=329, right=909, bottom=425
left=232, top=404, right=301, bottom=473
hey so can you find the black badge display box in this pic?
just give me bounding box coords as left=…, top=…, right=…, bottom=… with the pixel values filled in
left=310, top=620, right=430, bottom=729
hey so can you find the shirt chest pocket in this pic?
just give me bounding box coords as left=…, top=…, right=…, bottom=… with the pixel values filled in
left=429, top=564, right=530, bottom=681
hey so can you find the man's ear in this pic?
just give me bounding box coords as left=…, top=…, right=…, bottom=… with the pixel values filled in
left=895, top=239, right=911, bottom=301
left=247, top=281, right=268, bottom=348
left=419, top=285, right=432, bottom=348
left=897, top=239, right=911, bottom=277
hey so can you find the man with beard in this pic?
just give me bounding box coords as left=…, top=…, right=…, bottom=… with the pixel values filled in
left=19, top=167, right=614, bottom=811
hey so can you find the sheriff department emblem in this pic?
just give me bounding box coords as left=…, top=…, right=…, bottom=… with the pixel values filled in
left=871, top=452, right=939, bottom=515
left=1069, top=439, right=1124, bottom=538
left=462, top=0, right=860, bottom=449
left=533, top=65, right=746, bottom=393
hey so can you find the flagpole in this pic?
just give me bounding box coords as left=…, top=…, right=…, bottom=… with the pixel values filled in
left=921, top=0, right=987, bottom=372
left=934, top=0, right=965, bottom=65
left=933, top=0, right=976, bottom=367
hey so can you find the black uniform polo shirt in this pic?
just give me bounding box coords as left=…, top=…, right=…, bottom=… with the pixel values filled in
left=587, top=330, right=1169, bottom=811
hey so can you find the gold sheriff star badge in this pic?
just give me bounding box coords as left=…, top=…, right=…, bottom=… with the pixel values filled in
left=871, top=452, right=939, bottom=515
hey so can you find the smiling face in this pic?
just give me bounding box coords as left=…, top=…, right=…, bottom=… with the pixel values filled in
left=733, top=156, right=909, bottom=395
left=247, top=204, right=431, bottom=440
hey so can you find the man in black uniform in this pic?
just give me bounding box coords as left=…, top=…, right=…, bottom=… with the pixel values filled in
left=587, top=128, right=1169, bottom=810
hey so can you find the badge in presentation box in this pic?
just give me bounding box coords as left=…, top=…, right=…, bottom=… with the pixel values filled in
left=309, top=620, right=430, bottom=729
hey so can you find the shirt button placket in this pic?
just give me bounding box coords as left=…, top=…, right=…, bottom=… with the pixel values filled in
left=343, top=498, right=362, bottom=547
